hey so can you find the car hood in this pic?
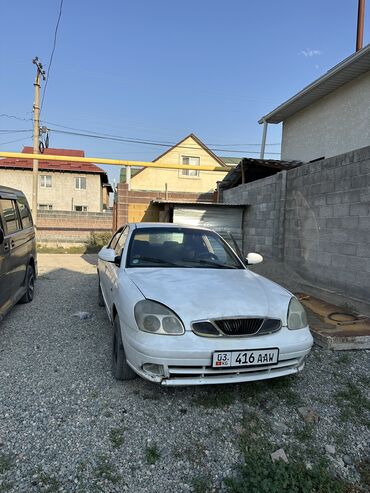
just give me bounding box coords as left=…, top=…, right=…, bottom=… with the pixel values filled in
left=126, top=268, right=292, bottom=327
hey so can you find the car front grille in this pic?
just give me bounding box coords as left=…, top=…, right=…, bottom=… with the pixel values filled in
left=192, top=318, right=281, bottom=337
left=216, top=318, right=263, bottom=335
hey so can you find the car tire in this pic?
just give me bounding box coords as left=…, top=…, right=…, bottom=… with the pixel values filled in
left=19, top=265, right=35, bottom=304
left=112, top=315, right=136, bottom=381
left=98, top=280, right=105, bottom=307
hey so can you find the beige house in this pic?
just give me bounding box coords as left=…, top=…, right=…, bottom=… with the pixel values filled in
left=0, top=147, right=112, bottom=212
left=120, top=133, right=228, bottom=192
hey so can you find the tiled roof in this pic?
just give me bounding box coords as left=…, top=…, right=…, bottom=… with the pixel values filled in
left=0, top=147, right=105, bottom=174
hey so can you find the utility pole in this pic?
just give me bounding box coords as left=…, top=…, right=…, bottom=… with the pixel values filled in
left=32, top=57, right=46, bottom=224
left=356, top=0, right=366, bottom=51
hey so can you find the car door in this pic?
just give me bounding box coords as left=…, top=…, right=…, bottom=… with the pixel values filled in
left=0, top=198, right=25, bottom=303
left=99, top=228, right=124, bottom=307
left=105, top=227, right=129, bottom=308
left=0, top=211, right=11, bottom=318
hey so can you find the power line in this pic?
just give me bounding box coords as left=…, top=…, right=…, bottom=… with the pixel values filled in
left=48, top=128, right=281, bottom=155
left=0, top=113, right=32, bottom=122
left=41, top=119, right=281, bottom=147
left=0, top=130, right=32, bottom=134
left=40, top=0, right=64, bottom=114
left=0, top=134, right=33, bottom=146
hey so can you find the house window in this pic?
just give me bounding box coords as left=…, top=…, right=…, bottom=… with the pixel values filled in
left=38, top=204, right=53, bottom=210
left=74, top=205, right=88, bottom=212
left=75, top=177, right=86, bottom=189
left=181, top=156, right=200, bottom=177
left=40, top=175, right=52, bottom=188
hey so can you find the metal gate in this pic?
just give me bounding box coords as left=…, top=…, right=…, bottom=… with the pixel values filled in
left=172, top=205, right=244, bottom=249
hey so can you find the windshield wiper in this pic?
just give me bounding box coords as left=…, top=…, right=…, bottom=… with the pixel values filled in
left=181, top=258, right=238, bottom=269
left=134, top=256, right=179, bottom=267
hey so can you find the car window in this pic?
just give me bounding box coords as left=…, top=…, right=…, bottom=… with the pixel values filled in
left=108, top=229, right=123, bottom=250
left=127, top=227, right=243, bottom=269
left=114, top=227, right=129, bottom=256
left=0, top=199, right=21, bottom=235
left=17, top=197, right=33, bottom=229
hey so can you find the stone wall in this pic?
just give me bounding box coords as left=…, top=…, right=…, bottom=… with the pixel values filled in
left=222, top=145, right=370, bottom=302
left=37, top=210, right=113, bottom=245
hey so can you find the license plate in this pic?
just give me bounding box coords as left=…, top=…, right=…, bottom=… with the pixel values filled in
left=212, top=348, right=279, bottom=368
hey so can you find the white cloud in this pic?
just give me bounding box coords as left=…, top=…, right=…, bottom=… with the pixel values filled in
left=301, top=49, right=322, bottom=57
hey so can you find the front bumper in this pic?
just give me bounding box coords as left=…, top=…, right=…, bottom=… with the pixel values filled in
left=121, top=322, right=313, bottom=386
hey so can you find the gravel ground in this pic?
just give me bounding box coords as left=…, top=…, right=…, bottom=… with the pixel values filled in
left=0, top=254, right=369, bottom=493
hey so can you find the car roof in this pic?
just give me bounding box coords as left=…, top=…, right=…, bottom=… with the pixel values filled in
left=131, top=222, right=213, bottom=232
left=0, top=185, right=26, bottom=198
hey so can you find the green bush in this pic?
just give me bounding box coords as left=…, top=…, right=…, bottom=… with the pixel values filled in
left=89, top=231, right=112, bottom=248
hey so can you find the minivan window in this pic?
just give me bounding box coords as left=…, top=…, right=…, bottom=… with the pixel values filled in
left=0, top=199, right=21, bottom=234
left=17, top=197, right=33, bottom=229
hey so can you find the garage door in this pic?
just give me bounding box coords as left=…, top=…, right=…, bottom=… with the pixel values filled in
left=172, top=206, right=243, bottom=250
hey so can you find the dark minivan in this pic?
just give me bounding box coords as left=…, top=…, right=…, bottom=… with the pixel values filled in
left=0, top=186, right=37, bottom=321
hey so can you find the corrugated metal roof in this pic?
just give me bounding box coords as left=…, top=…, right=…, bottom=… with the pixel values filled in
left=259, top=44, right=370, bottom=124
left=220, top=157, right=302, bottom=190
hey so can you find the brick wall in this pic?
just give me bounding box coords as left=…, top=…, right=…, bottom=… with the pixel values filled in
left=114, top=183, right=215, bottom=229
left=222, top=145, right=370, bottom=302
left=37, top=210, right=113, bottom=245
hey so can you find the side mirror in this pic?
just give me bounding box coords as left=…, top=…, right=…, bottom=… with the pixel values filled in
left=98, top=247, right=122, bottom=267
left=98, top=247, right=116, bottom=263
left=0, top=227, right=4, bottom=246
left=245, top=252, right=263, bottom=265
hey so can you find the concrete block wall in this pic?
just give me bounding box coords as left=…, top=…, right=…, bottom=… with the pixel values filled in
left=223, top=173, right=285, bottom=257
left=222, top=145, right=370, bottom=302
left=37, top=210, right=113, bottom=244
left=284, top=146, right=370, bottom=301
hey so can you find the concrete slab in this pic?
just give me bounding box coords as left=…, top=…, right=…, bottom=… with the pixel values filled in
left=296, top=293, right=370, bottom=350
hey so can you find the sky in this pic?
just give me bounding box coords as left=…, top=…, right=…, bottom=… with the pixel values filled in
left=0, top=0, right=369, bottom=185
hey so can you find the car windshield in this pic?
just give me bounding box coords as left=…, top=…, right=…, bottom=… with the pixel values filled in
left=126, top=227, right=243, bottom=269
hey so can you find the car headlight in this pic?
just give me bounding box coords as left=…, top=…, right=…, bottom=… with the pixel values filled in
left=287, top=297, right=308, bottom=329
left=134, top=300, right=185, bottom=335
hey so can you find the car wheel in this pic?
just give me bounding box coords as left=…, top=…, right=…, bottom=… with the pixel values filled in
left=98, top=279, right=105, bottom=307
left=112, top=315, right=136, bottom=381
left=19, top=265, right=35, bottom=304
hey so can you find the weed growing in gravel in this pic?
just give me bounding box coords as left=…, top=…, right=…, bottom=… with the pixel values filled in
left=225, top=410, right=357, bottom=493
left=109, top=427, right=125, bottom=448
left=334, top=381, right=370, bottom=426
left=336, top=353, right=351, bottom=365
left=357, top=458, right=370, bottom=490
left=36, top=471, right=61, bottom=493
left=0, top=455, right=13, bottom=474
left=191, top=475, right=213, bottom=493
left=192, top=386, right=235, bottom=408
left=175, top=442, right=207, bottom=463
left=294, top=423, right=314, bottom=442
left=145, top=443, right=161, bottom=465
left=93, top=455, right=122, bottom=484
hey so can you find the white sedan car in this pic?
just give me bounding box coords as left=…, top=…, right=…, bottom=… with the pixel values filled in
left=98, top=223, right=313, bottom=386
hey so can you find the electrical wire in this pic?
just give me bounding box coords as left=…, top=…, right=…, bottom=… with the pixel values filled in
left=40, top=0, right=64, bottom=114
left=0, top=134, right=33, bottom=146
left=0, top=130, right=32, bottom=134
left=41, top=119, right=281, bottom=147
left=48, top=128, right=280, bottom=155
left=0, top=114, right=32, bottom=122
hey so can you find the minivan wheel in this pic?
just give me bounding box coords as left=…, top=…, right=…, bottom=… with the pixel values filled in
left=98, top=280, right=105, bottom=307
left=20, top=265, right=35, bottom=304
left=112, top=316, right=136, bottom=381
